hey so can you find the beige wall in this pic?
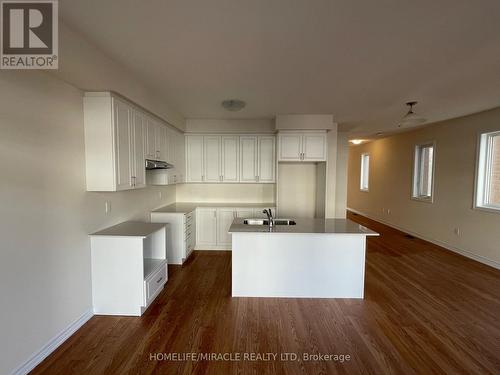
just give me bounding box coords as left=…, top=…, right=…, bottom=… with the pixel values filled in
left=347, top=107, right=500, bottom=268
left=176, top=183, right=275, bottom=204
left=0, top=73, right=177, bottom=375
left=278, top=163, right=318, bottom=218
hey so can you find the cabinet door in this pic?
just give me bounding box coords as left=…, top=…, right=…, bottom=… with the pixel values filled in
left=145, top=117, right=157, bottom=160
left=156, top=124, right=167, bottom=161
left=258, top=136, right=275, bottom=183
left=303, top=132, right=327, bottom=161
left=240, top=136, right=258, bottom=182
left=236, top=209, right=254, bottom=218
left=186, top=135, right=204, bottom=182
left=113, top=98, right=133, bottom=190
left=203, top=136, right=221, bottom=182
left=196, top=208, right=217, bottom=247
left=278, top=133, right=302, bottom=161
left=167, top=128, right=176, bottom=164
left=221, top=136, right=239, bottom=182
left=132, top=110, right=146, bottom=188
left=176, top=133, right=185, bottom=182
left=217, top=208, right=235, bottom=246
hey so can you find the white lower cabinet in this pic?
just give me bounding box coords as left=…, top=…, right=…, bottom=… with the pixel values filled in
left=151, top=210, right=195, bottom=265
left=89, top=222, right=168, bottom=316
left=196, top=208, right=218, bottom=247
left=195, top=206, right=277, bottom=250
left=217, top=208, right=236, bottom=247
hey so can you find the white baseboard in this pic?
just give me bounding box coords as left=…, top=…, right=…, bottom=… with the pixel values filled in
left=347, top=207, right=500, bottom=270
left=10, top=309, right=94, bottom=375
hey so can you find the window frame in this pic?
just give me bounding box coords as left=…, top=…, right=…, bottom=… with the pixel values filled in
left=474, top=130, right=500, bottom=214
left=411, top=141, right=436, bottom=203
left=360, top=153, right=370, bottom=192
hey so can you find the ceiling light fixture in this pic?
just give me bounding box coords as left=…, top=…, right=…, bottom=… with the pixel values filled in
left=350, top=139, right=363, bottom=145
left=222, top=99, right=246, bottom=112
left=398, top=101, right=426, bottom=127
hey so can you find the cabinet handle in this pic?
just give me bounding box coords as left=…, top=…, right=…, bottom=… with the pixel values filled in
left=156, top=277, right=163, bottom=284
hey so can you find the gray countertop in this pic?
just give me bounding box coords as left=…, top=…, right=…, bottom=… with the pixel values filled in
left=152, top=202, right=276, bottom=214
left=90, top=221, right=167, bottom=237
left=229, top=218, right=379, bottom=235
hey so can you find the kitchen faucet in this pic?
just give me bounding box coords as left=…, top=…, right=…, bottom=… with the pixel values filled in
left=263, top=208, right=274, bottom=228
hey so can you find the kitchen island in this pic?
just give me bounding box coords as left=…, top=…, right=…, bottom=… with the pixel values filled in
left=229, top=218, right=378, bottom=298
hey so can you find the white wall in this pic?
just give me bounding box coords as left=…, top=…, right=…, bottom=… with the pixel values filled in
left=51, top=22, right=185, bottom=131
left=347, top=108, right=500, bottom=268
left=176, top=183, right=274, bottom=203
left=0, top=73, right=177, bottom=375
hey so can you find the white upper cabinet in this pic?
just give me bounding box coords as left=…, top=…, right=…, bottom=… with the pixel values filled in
left=84, top=93, right=148, bottom=191
left=278, top=133, right=302, bottom=161
left=114, top=98, right=133, bottom=190
left=185, top=134, right=275, bottom=184
left=145, top=117, right=169, bottom=161
left=145, top=117, right=157, bottom=160
left=157, top=124, right=168, bottom=162
left=302, top=132, right=327, bottom=161
left=278, top=131, right=327, bottom=162
left=167, top=127, right=176, bottom=164
left=131, top=110, right=146, bottom=188
left=221, top=136, right=239, bottom=182
left=84, top=92, right=179, bottom=191
left=203, top=136, right=222, bottom=182
left=240, top=135, right=276, bottom=183
left=176, top=132, right=185, bottom=183
left=186, top=135, right=204, bottom=182
left=239, top=136, right=258, bottom=182
left=258, top=136, right=276, bottom=182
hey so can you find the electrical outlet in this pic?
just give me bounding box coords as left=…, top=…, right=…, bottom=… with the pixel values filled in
left=454, top=228, right=460, bottom=236
left=105, top=201, right=111, bottom=214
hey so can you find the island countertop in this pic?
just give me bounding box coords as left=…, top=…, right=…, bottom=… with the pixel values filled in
left=229, top=218, right=379, bottom=235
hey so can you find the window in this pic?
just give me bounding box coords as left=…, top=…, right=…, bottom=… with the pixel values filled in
left=412, top=142, right=435, bottom=201
left=360, top=153, right=370, bottom=191
left=475, top=131, right=500, bottom=211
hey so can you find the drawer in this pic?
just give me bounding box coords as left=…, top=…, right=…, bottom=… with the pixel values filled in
left=145, top=266, right=167, bottom=304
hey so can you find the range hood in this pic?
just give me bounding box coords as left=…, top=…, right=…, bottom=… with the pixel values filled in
left=145, top=159, right=173, bottom=170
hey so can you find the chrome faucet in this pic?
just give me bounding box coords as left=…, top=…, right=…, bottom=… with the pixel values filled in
left=263, top=208, right=274, bottom=228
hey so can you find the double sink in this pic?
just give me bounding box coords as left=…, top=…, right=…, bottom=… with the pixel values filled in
left=243, top=218, right=296, bottom=226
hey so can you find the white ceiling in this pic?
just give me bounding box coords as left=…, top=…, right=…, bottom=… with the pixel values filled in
left=60, top=0, right=500, bottom=136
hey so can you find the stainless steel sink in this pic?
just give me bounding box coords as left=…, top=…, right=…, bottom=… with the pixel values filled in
left=243, top=218, right=296, bottom=226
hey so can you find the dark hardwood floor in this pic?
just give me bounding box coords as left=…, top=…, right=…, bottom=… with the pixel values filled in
left=32, top=213, right=500, bottom=374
